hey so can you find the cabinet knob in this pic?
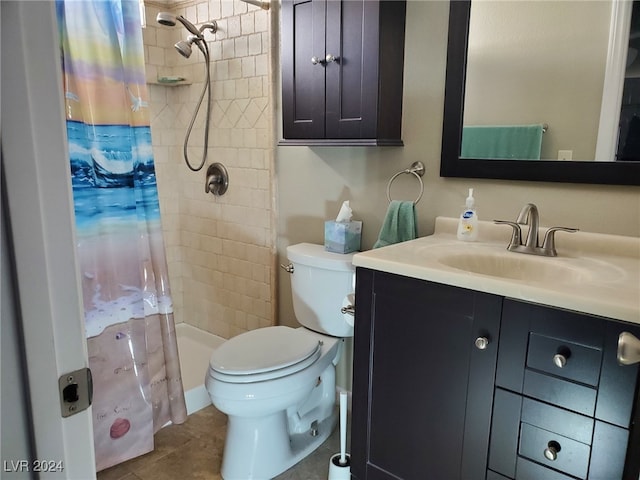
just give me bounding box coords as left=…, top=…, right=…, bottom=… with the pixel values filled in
left=475, top=337, right=489, bottom=350
left=544, top=441, right=561, bottom=461
left=553, top=353, right=567, bottom=368
left=311, top=56, right=322, bottom=65
left=617, top=331, right=640, bottom=365
left=325, top=53, right=337, bottom=63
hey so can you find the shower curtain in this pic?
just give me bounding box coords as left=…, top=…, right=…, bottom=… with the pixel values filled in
left=56, top=0, right=187, bottom=471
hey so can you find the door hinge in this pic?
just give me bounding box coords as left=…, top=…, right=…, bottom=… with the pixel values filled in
left=58, top=367, right=92, bottom=418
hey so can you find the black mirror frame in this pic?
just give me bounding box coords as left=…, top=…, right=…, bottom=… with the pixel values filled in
left=440, top=0, right=640, bottom=186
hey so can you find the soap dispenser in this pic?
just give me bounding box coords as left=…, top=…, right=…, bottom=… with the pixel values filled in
left=457, top=188, right=479, bottom=241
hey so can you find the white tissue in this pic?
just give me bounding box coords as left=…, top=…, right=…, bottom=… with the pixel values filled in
left=335, top=201, right=353, bottom=223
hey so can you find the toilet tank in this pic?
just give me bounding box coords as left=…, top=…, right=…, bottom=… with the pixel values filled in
left=286, top=243, right=355, bottom=338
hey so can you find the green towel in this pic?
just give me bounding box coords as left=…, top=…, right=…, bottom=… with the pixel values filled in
left=373, top=200, right=417, bottom=249
left=461, top=124, right=544, bottom=160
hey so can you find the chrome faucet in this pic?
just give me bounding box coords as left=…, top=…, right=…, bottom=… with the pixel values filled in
left=494, top=203, right=578, bottom=257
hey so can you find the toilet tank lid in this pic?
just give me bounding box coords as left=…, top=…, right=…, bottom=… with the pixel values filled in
left=287, top=243, right=355, bottom=272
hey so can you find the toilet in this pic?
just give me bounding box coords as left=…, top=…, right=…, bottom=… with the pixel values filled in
left=205, top=243, right=356, bottom=479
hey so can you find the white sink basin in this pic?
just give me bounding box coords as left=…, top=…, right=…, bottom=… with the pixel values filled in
left=437, top=252, right=592, bottom=283
left=352, top=217, right=640, bottom=324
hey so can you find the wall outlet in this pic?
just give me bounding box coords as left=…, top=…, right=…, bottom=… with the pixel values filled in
left=558, top=150, right=573, bottom=161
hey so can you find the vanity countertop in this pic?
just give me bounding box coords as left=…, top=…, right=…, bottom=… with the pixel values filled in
left=352, top=217, right=640, bottom=324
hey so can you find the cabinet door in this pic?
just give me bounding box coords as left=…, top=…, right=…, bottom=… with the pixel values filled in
left=324, top=0, right=378, bottom=139
left=351, top=269, right=501, bottom=480
left=324, top=0, right=406, bottom=140
left=281, top=0, right=326, bottom=139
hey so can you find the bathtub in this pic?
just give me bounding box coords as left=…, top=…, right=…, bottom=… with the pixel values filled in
left=176, top=323, right=226, bottom=415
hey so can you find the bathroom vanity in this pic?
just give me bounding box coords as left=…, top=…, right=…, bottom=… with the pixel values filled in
left=350, top=218, right=640, bottom=480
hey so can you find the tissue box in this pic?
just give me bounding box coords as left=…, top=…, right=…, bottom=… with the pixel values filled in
left=324, top=221, right=362, bottom=254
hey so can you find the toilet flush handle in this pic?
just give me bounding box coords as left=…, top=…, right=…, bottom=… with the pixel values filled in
left=280, top=263, right=294, bottom=274
left=341, top=305, right=355, bottom=316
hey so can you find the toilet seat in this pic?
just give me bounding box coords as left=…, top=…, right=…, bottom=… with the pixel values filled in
left=209, top=326, right=322, bottom=383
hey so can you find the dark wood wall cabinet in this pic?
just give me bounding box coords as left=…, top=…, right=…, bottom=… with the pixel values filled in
left=352, top=268, right=640, bottom=480
left=280, top=0, right=406, bottom=146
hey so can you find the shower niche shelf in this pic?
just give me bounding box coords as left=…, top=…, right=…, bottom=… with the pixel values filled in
left=148, top=77, right=191, bottom=86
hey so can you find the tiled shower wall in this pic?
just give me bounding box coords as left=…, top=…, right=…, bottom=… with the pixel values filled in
left=142, top=0, right=276, bottom=338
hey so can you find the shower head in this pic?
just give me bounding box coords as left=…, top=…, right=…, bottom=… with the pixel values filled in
left=156, top=11, right=176, bottom=26
left=174, top=33, right=210, bottom=59
left=174, top=34, right=202, bottom=58
left=156, top=12, right=201, bottom=37
left=174, top=40, right=193, bottom=58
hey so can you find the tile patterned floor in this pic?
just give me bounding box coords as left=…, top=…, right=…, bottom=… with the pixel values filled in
left=97, top=405, right=347, bottom=480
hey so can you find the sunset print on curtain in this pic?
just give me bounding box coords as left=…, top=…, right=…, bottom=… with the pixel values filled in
left=56, top=0, right=187, bottom=470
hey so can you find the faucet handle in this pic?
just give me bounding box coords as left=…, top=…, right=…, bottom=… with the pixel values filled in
left=541, top=226, right=579, bottom=257
left=494, top=220, right=523, bottom=249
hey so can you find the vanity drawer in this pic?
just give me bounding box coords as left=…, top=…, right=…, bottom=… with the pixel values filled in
left=520, top=397, right=594, bottom=445
left=518, top=423, right=590, bottom=479
left=522, top=370, right=597, bottom=417
left=489, top=389, right=595, bottom=479
left=526, top=332, right=602, bottom=387
left=515, top=457, right=576, bottom=480
left=496, top=300, right=605, bottom=397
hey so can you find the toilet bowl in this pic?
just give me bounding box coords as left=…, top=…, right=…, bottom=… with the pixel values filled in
left=205, top=243, right=355, bottom=479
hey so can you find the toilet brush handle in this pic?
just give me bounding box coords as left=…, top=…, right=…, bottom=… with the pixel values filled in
left=339, top=391, right=347, bottom=465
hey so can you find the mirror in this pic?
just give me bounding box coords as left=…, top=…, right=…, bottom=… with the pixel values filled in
left=440, top=0, right=640, bottom=185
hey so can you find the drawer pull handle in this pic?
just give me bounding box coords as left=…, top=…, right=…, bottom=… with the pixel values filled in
left=475, top=337, right=489, bottom=350
left=544, top=441, right=561, bottom=461
left=617, top=332, right=640, bottom=365
left=553, top=353, right=567, bottom=368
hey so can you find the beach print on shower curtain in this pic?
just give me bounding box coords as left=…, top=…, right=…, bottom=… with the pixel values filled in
left=57, top=0, right=187, bottom=471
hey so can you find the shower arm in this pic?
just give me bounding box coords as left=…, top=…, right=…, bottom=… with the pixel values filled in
left=241, top=0, right=270, bottom=10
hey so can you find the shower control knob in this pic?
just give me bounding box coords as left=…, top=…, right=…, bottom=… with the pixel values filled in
left=475, top=337, right=489, bottom=350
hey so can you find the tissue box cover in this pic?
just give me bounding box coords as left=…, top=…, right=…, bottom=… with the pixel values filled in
left=324, top=221, right=362, bottom=254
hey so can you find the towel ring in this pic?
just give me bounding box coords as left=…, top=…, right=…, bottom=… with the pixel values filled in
left=386, top=161, right=425, bottom=204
